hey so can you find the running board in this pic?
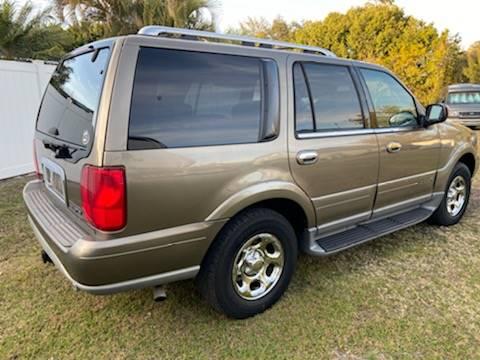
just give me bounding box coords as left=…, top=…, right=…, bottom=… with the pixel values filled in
left=303, top=207, right=433, bottom=256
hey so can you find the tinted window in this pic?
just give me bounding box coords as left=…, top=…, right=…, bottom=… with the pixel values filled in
left=293, top=63, right=314, bottom=133
left=298, top=63, right=364, bottom=131
left=129, top=48, right=264, bottom=149
left=447, top=91, right=480, bottom=104
left=37, top=48, right=110, bottom=146
left=361, top=69, right=418, bottom=128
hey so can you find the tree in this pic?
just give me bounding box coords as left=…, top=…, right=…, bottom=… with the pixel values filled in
left=463, top=42, right=480, bottom=83
left=0, top=0, right=73, bottom=60
left=230, top=16, right=298, bottom=41
left=55, top=0, right=216, bottom=39
left=293, top=2, right=465, bottom=104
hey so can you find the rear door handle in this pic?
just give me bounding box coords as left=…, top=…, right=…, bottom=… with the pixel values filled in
left=297, top=150, right=318, bottom=165
left=386, top=142, right=402, bottom=153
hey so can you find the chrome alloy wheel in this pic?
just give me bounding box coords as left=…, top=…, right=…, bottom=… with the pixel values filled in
left=232, top=233, right=285, bottom=301
left=446, top=175, right=467, bottom=216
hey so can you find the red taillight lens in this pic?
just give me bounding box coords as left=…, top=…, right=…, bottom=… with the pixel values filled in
left=80, top=165, right=126, bottom=231
left=33, top=141, right=42, bottom=179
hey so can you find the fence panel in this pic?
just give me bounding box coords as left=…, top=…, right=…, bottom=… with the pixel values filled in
left=0, top=60, right=56, bottom=180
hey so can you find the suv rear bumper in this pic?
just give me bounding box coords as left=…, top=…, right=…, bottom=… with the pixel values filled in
left=23, top=180, right=226, bottom=294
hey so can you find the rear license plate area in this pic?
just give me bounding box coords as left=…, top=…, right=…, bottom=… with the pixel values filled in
left=41, top=158, right=67, bottom=204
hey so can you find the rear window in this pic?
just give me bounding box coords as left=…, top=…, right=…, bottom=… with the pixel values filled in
left=36, top=48, right=110, bottom=146
left=447, top=91, right=480, bottom=104
left=128, top=47, right=265, bottom=149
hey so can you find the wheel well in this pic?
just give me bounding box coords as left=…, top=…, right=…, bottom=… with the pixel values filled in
left=459, top=153, right=476, bottom=175
left=243, top=198, right=309, bottom=238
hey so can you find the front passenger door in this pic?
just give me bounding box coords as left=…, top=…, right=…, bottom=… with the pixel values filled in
left=359, top=67, right=441, bottom=218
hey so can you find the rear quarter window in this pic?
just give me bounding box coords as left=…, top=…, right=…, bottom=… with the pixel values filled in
left=128, top=48, right=268, bottom=149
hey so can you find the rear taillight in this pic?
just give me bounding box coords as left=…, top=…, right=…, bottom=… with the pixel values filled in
left=80, top=165, right=126, bottom=232
left=33, top=141, right=42, bottom=179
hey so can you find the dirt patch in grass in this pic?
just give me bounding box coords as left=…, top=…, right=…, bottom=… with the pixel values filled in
left=1, top=167, right=480, bottom=359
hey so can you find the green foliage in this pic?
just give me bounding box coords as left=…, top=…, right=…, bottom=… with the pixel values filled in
left=463, top=42, right=480, bottom=83
left=294, top=2, right=465, bottom=104
left=231, top=16, right=298, bottom=41
left=0, top=0, right=73, bottom=60
left=56, top=0, right=215, bottom=38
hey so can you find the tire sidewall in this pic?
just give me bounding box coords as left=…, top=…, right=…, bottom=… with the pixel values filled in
left=214, top=213, right=297, bottom=318
left=439, top=164, right=471, bottom=224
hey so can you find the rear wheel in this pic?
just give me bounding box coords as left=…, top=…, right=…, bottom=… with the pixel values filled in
left=429, top=162, right=471, bottom=226
left=196, top=208, right=297, bottom=319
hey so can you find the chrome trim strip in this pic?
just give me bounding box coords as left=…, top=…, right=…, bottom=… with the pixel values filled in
left=378, top=170, right=436, bottom=187
left=315, top=194, right=370, bottom=210
left=29, top=216, right=199, bottom=295
left=296, top=126, right=426, bottom=139
left=297, top=129, right=375, bottom=139
left=311, top=184, right=376, bottom=202
left=138, top=26, right=336, bottom=57
left=373, top=126, right=419, bottom=134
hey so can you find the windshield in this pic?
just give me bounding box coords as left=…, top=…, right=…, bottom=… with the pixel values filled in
left=36, top=48, right=110, bottom=146
left=447, top=91, right=480, bottom=105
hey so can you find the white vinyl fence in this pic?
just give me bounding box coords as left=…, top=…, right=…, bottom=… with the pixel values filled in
left=0, top=59, right=56, bottom=180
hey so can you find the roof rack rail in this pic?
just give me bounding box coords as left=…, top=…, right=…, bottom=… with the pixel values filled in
left=137, top=26, right=336, bottom=57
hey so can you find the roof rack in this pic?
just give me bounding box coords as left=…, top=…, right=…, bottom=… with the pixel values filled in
left=137, top=26, right=336, bottom=57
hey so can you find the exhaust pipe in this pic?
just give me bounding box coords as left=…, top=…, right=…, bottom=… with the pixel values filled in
left=153, top=285, right=167, bottom=302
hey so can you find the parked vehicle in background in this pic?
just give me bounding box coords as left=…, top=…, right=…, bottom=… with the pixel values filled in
left=23, top=27, right=478, bottom=319
left=443, top=83, right=480, bottom=129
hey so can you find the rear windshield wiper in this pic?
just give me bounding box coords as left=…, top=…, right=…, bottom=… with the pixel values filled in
left=43, top=139, right=77, bottom=159
left=128, top=136, right=167, bottom=149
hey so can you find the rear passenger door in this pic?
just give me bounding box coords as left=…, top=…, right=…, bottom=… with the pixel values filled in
left=357, top=67, right=441, bottom=218
left=288, top=57, right=379, bottom=233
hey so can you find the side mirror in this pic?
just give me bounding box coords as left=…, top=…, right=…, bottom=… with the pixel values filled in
left=423, top=104, right=448, bottom=127
left=389, top=111, right=417, bottom=127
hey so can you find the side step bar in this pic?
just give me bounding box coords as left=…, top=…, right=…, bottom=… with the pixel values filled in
left=303, top=207, right=433, bottom=256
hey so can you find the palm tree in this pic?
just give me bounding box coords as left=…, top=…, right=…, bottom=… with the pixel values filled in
left=54, top=0, right=216, bottom=38
left=0, top=0, right=72, bottom=59
left=0, top=0, right=47, bottom=58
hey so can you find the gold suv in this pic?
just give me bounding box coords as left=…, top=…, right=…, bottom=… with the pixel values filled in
left=24, top=26, right=478, bottom=318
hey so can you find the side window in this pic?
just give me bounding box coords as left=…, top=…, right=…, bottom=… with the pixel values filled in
left=293, top=63, right=314, bottom=133
left=360, top=69, right=418, bottom=128
left=129, top=48, right=266, bottom=149
left=294, top=62, right=364, bottom=133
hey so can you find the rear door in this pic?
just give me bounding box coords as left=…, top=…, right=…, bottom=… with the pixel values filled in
left=357, top=67, right=441, bottom=218
left=288, top=56, right=379, bottom=234
left=34, top=40, right=116, bottom=217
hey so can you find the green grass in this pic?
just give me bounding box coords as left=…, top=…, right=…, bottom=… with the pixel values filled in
left=1, top=171, right=480, bottom=359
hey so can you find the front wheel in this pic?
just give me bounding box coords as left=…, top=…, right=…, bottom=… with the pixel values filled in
left=196, top=208, right=297, bottom=319
left=429, top=162, right=471, bottom=226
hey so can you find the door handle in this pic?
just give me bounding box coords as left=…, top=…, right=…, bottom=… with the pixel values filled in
left=297, top=150, right=318, bottom=165
left=386, top=142, right=402, bottom=153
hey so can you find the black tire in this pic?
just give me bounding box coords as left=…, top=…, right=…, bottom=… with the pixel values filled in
left=195, top=208, right=297, bottom=319
left=429, top=162, right=471, bottom=226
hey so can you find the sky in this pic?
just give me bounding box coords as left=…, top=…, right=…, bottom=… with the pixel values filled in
left=26, top=0, right=479, bottom=48
left=215, top=0, right=479, bottom=48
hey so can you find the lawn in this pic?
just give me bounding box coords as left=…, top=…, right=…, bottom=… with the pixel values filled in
left=1, top=159, right=480, bottom=358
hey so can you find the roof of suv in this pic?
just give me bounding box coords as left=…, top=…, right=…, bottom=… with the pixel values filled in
left=447, top=83, right=480, bottom=91
left=137, top=25, right=337, bottom=57
left=133, top=26, right=392, bottom=72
